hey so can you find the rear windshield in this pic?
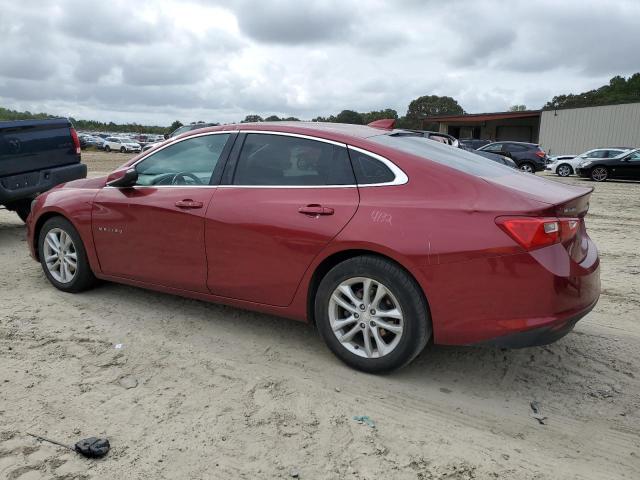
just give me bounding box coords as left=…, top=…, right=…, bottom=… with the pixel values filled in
left=369, top=135, right=515, bottom=177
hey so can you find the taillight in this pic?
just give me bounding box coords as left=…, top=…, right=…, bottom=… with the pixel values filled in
left=535, top=150, right=546, bottom=158
left=496, top=217, right=579, bottom=251
left=70, top=128, right=81, bottom=155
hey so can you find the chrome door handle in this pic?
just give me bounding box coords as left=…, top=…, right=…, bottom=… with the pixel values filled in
left=298, top=204, right=334, bottom=216
left=175, top=199, right=203, bottom=209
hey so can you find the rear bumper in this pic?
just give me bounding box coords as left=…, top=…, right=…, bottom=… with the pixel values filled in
left=423, top=237, right=601, bottom=346
left=477, top=298, right=597, bottom=348
left=0, top=163, right=87, bottom=205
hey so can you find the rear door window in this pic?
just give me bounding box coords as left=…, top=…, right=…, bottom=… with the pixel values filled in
left=232, top=134, right=355, bottom=186
left=483, top=143, right=503, bottom=152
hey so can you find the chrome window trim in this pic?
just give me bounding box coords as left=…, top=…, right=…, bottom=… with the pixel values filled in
left=106, top=130, right=409, bottom=189
left=228, top=130, right=408, bottom=188
left=347, top=145, right=408, bottom=187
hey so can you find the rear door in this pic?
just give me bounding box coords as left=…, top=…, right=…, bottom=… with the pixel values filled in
left=205, top=132, right=359, bottom=306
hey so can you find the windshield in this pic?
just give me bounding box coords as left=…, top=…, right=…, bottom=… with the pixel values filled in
left=368, top=135, right=516, bottom=177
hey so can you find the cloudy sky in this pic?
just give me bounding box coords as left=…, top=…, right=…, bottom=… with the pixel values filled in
left=1, top=0, right=638, bottom=126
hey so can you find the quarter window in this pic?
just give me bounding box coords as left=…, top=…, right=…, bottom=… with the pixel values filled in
left=135, top=134, right=229, bottom=186
left=232, top=134, right=355, bottom=186
left=349, top=149, right=395, bottom=184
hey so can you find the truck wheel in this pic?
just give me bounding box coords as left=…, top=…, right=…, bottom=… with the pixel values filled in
left=38, top=216, right=97, bottom=292
left=15, top=202, right=31, bottom=222
left=315, top=255, right=431, bottom=373
left=105, top=145, right=111, bottom=152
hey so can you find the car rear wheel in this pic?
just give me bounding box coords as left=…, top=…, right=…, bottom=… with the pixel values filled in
left=315, top=255, right=431, bottom=373
left=38, top=217, right=97, bottom=293
left=105, top=145, right=111, bottom=152
left=590, top=166, right=608, bottom=182
left=557, top=164, right=573, bottom=177
left=519, top=162, right=534, bottom=173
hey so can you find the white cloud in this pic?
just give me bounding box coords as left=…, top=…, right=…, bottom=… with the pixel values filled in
left=0, top=0, right=638, bottom=125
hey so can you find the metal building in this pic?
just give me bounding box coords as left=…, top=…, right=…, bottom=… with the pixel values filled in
left=539, top=102, right=640, bottom=156
left=424, top=110, right=541, bottom=143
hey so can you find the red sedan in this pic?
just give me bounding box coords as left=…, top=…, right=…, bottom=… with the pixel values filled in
left=26, top=122, right=600, bottom=372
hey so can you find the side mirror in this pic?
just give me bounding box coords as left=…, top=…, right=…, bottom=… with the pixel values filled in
left=106, top=168, right=138, bottom=187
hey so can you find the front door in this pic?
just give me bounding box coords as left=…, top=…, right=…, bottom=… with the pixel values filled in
left=617, top=151, right=640, bottom=179
left=205, top=132, right=359, bottom=306
left=93, top=132, right=232, bottom=292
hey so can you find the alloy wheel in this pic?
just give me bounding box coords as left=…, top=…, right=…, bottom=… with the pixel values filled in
left=557, top=164, right=572, bottom=177
left=43, top=228, right=78, bottom=284
left=328, top=277, right=404, bottom=359
left=591, top=167, right=608, bottom=182
left=520, top=163, right=534, bottom=173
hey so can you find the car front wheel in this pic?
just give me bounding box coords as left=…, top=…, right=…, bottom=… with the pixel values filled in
left=104, top=145, right=111, bottom=152
left=38, top=216, right=97, bottom=293
left=557, top=164, right=573, bottom=177
left=120, top=147, right=126, bottom=153
left=590, top=166, right=608, bottom=182
left=315, top=255, right=431, bottom=373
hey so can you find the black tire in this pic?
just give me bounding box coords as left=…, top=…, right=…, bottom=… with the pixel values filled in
left=38, top=216, right=97, bottom=293
left=120, top=147, right=126, bottom=153
left=105, top=145, right=111, bottom=152
left=590, top=166, right=608, bottom=182
left=519, top=162, right=535, bottom=173
left=6, top=199, right=32, bottom=222
left=315, top=255, right=431, bottom=373
left=556, top=163, right=573, bottom=177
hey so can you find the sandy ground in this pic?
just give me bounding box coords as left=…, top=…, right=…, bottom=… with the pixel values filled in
left=1, top=152, right=639, bottom=479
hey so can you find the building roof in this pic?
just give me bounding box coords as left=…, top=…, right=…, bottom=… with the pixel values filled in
left=424, top=110, right=541, bottom=123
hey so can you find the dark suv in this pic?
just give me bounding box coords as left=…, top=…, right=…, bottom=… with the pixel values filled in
left=477, top=141, right=547, bottom=173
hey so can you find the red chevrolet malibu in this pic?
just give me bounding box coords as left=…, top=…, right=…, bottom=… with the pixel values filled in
left=26, top=121, right=600, bottom=372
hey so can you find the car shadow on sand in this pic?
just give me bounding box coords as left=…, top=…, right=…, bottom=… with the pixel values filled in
left=88, top=281, right=615, bottom=401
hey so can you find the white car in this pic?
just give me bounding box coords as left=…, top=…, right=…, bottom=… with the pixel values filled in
left=103, top=137, right=142, bottom=153
left=546, top=148, right=630, bottom=177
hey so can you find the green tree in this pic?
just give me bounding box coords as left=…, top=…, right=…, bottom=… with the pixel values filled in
left=509, top=105, right=527, bottom=111
left=362, top=109, right=398, bottom=124
left=335, top=110, right=364, bottom=124
left=264, top=115, right=281, bottom=121
left=405, top=95, right=465, bottom=129
left=544, top=73, right=640, bottom=110
left=241, top=114, right=264, bottom=123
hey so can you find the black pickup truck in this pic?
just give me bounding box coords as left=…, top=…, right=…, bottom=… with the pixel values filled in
left=0, top=118, right=87, bottom=221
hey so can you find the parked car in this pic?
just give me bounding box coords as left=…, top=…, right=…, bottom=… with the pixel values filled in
left=395, top=130, right=459, bottom=147
left=103, top=137, right=141, bottom=153
left=458, top=138, right=492, bottom=150
left=167, top=123, right=219, bottom=139
left=477, top=142, right=548, bottom=173
left=142, top=141, right=164, bottom=152
left=395, top=130, right=517, bottom=169
left=26, top=122, right=600, bottom=372
left=576, top=148, right=640, bottom=181
left=547, top=148, right=630, bottom=177
left=545, top=155, right=577, bottom=176
left=0, top=118, right=87, bottom=221
left=465, top=148, right=518, bottom=168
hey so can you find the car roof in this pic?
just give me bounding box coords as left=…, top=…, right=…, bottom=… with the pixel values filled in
left=486, top=141, right=538, bottom=146
left=175, top=121, right=405, bottom=142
